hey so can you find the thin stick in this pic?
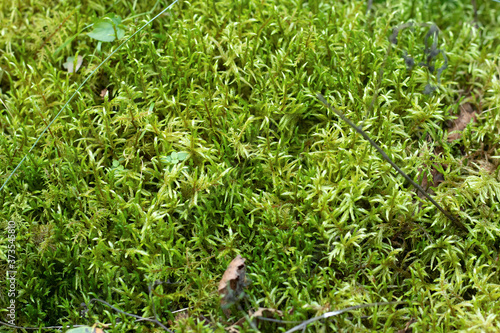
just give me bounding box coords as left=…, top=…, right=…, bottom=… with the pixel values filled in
left=284, top=301, right=405, bottom=333
left=316, top=93, right=465, bottom=230
left=89, top=298, right=173, bottom=332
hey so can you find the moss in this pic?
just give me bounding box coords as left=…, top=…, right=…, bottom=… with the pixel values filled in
left=0, top=0, right=500, bottom=331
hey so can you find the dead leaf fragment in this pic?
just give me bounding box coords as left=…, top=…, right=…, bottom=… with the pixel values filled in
left=251, top=307, right=284, bottom=319
left=226, top=317, right=246, bottom=333
left=447, top=103, right=477, bottom=142
left=100, top=88, right=108, bottom=99
left=226, top=326, right=240, bottom=333
left=63, top=55, right=83, bottom=73
left=476, top=159, right=496, bottom=174
left=174, top=311, right=189, bottom=323
left=218, top=255, right=250, bottom=316
left=397, top=318, right=417, bottom=332
left=416, top=165, right=444, bottom=197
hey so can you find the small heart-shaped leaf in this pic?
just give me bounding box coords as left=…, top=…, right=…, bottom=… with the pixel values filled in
left=87, top=14, right=125, bottom=42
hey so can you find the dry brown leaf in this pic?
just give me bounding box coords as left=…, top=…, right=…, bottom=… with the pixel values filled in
left=226, top=317, right=246, bottom=333
left=475, top=159, right=496, bottom=173
left=447, top=103, right=477, bottom=142
left=226, top=325, right=241, bottom=333
left=416, top=165, right=444, bottom=196
left=218, top=255, right=249, bottom=316
left=397, top=318, right=417, bottom=332
left=251, top=307, right=284, bottom=318
left=174, top=311, right=189, bottom=323
left=100, top=88, right=108, bottom=99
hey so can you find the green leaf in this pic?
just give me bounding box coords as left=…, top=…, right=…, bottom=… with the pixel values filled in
left=177, top=152, right=189, bottom=161
left=160, top=156, right=172, bottom=164
left=105, top=13, right=122, bottom=26
left=66, top=326, right=105, bottom=333
left=87, top=13, right=125, bottom=42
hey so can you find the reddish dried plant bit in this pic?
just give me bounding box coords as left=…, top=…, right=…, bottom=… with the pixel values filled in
left=218, top=255, right=250, bottom=315
left=447, top=103, right=477, bottom=142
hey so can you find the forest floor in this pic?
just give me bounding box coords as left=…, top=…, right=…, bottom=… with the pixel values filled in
left=1, top=0, right=500, bottom=331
